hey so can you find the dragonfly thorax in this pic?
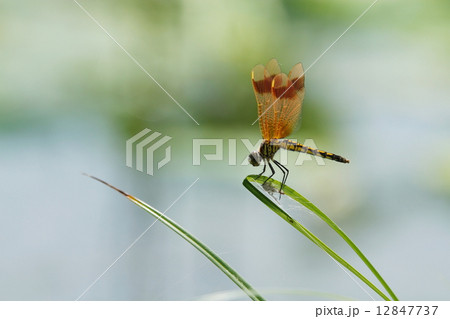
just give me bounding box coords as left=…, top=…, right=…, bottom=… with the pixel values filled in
left=259, top=140, right=280, bottom=160
left=248, top=140, right=281, bottom=166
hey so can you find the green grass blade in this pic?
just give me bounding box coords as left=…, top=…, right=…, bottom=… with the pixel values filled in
left=199, top=288, right=355, bottom=301
left=243, top=175, right=395, bottom=301
left=86, top=174, right=265, bottom=301
left=253, top=176, right=398, bottom=301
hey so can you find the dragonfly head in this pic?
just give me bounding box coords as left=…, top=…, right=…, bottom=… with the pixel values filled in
left=248, top=151, right=262, bottom=166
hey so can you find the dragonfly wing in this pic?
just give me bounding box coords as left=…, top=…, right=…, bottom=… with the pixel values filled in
left=251, top=59, right=281, bottom=139
left=266, top=58, right=281, bottom=77
left=271, top=62, right=305, bottom=139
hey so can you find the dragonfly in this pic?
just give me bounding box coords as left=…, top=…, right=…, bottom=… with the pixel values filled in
left=248, top=58, right=349, bottom=192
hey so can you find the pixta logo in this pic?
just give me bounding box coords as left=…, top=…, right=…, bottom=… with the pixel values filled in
left=126, top=128, right=172, bottom=175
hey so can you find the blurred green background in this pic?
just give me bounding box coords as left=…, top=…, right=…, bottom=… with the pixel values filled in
left=1, top=0, right=450, bottom=300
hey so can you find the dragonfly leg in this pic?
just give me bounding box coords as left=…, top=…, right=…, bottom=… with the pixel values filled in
left=263, top=161, right=276, bottom=185
left=256, top=162, right=266, bottom=180
left=273, top=160, right=289, bottom=194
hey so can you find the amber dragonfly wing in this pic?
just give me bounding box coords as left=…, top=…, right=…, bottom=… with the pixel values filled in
left=251, top=59, right=305, bottom=140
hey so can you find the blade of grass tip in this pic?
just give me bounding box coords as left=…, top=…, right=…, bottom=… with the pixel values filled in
left=243, top=175, right=391, bottom=301
left=84, top=173, right=264, bottom=301
left=273, top=178, right=399, bottom=301
left=248, top=174, right=398, bottom=301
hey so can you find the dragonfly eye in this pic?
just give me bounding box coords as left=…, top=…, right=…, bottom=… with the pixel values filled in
left=248, top=151, right=262, bottom=166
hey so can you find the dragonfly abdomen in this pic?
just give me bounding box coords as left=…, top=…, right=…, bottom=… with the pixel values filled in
left=276, top=139, right=350, bottom=164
